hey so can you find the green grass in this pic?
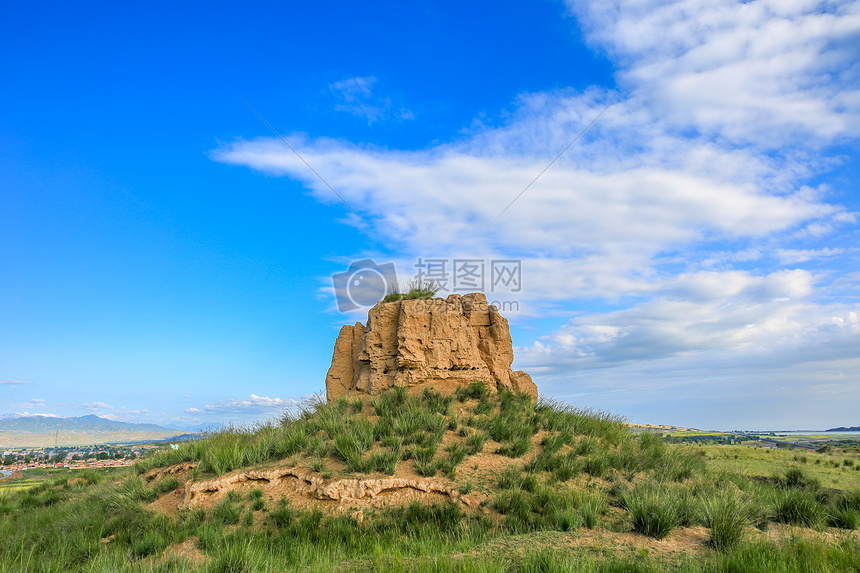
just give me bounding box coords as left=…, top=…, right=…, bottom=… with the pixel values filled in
left=464, top=430, right=489, bottom=455
left=772, top=488, right=826, bottom=527
left=827, top=506, right=859, bottom=529
left=153, top=473, right=179, bottom=494
left=455, top=381, right=492, bottom=402
left=383, top=278, right=441, bottom=302
left=702, top=489, right=749, bottom=550
left=211, top=497, right=242, bottom=525
left=0, top=479, right=41, bottom=493
left=622, top=483, right=681, bottom=540
left=413, top=445, right=440, bottom=477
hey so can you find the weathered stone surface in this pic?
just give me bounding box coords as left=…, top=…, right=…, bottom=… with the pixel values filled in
left=325, top=293, right=537, bottom=401
left=179, top=465, right=477, bottom=507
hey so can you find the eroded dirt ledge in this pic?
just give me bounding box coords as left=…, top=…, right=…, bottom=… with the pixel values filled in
left=144, top=463, right=478, bottom=514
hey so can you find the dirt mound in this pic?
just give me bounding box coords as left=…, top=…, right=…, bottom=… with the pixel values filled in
left=161, top=537, right=206, bottom=567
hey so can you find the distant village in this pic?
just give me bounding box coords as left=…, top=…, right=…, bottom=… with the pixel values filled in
left=1, top=444, right=161, bottom=473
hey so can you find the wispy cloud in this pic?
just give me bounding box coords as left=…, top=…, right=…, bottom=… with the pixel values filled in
left=81, top=401, right=114, bottom=410
left=99, top=412, right=148, bottom=422
left=330, top=76, right=414, bottom=123
left=775, top=247, right=845, bottom=265
left=0, top=379, right=29, bottom=385
left=185, top=394, right=305, bottom=417
left=75, top=401, right=150, bottom=422
left=331, top=76, right=374, bottom=101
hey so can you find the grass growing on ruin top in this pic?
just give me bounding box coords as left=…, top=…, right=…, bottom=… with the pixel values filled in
left=382, top=278, right=441, bottom=302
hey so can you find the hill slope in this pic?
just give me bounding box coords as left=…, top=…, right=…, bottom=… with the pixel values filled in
left=0, top=414, right=181, bottom=447
left=1, top=385, right=859, bottom=572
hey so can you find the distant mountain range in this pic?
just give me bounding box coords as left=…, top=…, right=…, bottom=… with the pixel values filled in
left=826, top=426, right=860, bottom=432
left=0, top=414, right=182, bottom=447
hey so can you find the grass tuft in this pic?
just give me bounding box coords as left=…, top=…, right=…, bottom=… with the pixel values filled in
left=623, top=484, right=678, bottom=540
left=383, top=278, right=441, bottom=302
left=211, top=498, right=242, bottom=525
left=465, top=430, right=489, bottom=455
left=773, top=488, right=826, bottom=527
left=455, top=381, right=491, bottom=402
left=703, top=489, right=749, bottom=551
left=827, top=506, right=860, bottom=529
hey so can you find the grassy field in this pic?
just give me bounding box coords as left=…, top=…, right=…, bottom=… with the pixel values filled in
left=0, top=385, right=858, bottom=572
left=664, top=432, right=736, bottom=438
left=0, top=479, right=41, bottom=493
left=699, top=444, right=860, bottom=490
left=0, top=467, right=127, bottom=493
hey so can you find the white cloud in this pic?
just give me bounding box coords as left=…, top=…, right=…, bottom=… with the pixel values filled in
left=571, top=0, right=860, bottom=147
left=0, top=412, right=59, bottom=419
left=329, top=76, right=414, bottom=123
left=331, top=76, right=375, bottom=101
left=520, top=269, right=860, bottom=371
left=70, top=402, right=151, bottom=423
left=98, top=411, right=149, bottom=422
left=24, top=398, right=45, bottom=408
left=514, top=267, right=860, bottom=428
left=0, top=379, right=29, bottom=385
left=218, top=127, right=850, bottom=314
left=188, top=394, right=306, bottom=416
left=81, top=401, right=114, bottom=410
left=214, top=93, right=851, bottom=293
left=775, top=247, right=845, bottom=264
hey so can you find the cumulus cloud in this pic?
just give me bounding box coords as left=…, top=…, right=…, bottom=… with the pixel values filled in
left=571, top=0, right=860, bottom=147
left=515, top=267, right=860, bottom=428
left=520, top=270, right=860, bottom=371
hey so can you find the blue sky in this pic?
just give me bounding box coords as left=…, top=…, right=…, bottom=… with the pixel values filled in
left=2, top=0, right=858, bottom=431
